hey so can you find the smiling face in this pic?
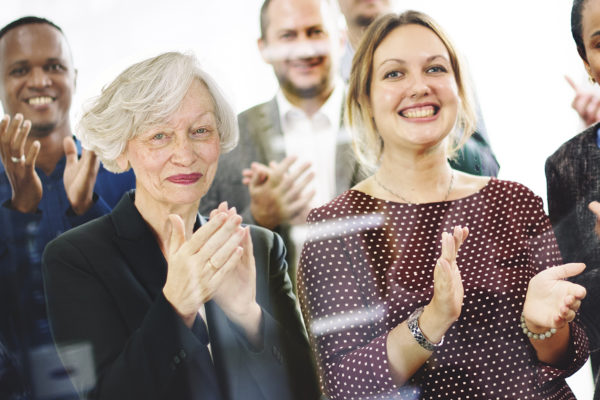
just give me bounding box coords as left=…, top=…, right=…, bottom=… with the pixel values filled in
left=581, top=0, right=600, bottom=83
left=259, top=0, right=336, bottom=100
left=0, top=23, right=76, bottom=138
left=117, top=80, right=221, bottom=209
left=369, top=24, right=459, bottom=154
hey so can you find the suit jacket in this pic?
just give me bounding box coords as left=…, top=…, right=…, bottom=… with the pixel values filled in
left=199, top=98, right=363, bottom=279
left=42, top=191, right=320, bottom=400
left=546, top=124, right=600, bottom=399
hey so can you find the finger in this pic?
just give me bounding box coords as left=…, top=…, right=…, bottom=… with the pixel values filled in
left=81, top=148, right=100, bottom=178
left=588, top=201, right=600, bottom=218
left=552, top=263, right=586, bottom=280
left=167, top=214, right=186, bottom=256
left=187, top=212, right=238, bottom=254
left=565, top=75, right=578, bottom=91
left=283, top=171, right=315, bottom=202
left=218, top=201, right=228, bottom=213
left=452, top=226, right=463, bottom=255
left=0, top=115, right=9, bottom=144
left=287, top=190, right=315, bottom=220
left=208, top=246, right=243, bottom=289
left=14, top=120, right=31, bottom=157
left=207, top=226, right=245, bottom=267
left=271, top=155, right=297, bottom=179
left=287, top=161, right=312, bottom=182
left=63, top=136, right=78, bottom=167
left=8, top=114, right=25, bottom=154
left=441, top=232, right=456, bottom=261
left=25, top=140, right=41, bottom=169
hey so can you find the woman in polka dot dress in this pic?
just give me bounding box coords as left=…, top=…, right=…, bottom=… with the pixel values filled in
left=298, top=10, right=590, bottom=400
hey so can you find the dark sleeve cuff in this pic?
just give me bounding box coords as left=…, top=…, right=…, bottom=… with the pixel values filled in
left=67, top=193, right=111, bottom=227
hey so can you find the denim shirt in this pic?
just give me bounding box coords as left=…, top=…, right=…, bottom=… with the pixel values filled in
left=0, top=147, right=135, bottom=398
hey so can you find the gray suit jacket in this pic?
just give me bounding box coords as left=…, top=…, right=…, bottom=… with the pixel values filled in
left=200, top=98, right=363, bottom=276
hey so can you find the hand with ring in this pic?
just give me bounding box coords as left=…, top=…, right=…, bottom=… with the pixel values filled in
left=0, top=114, right=42, bottom=213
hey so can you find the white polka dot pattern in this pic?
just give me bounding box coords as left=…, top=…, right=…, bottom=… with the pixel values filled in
left=298, top=179, right=589, bottom=400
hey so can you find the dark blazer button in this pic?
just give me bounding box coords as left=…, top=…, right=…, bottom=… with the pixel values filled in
left=173, top=355, right=181, bottom=365
left=179, top=349, right=187, bottom=359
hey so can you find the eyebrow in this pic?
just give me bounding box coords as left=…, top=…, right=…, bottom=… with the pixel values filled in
left=8, top=57, right=66, bottom=67
left=591, top=30, right=600, bottom=39
left=378, top=54, right=449, bottom=68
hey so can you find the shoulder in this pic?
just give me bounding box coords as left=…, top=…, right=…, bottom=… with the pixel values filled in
left=482, top=178, right=544, bottom=210
left=238, top=100, right=276, bottom=124
left=44, top=214, right=114, bottom=260
left=547, top=124, right=598, bottom=166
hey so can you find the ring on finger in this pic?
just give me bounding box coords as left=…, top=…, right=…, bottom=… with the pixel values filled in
left=207, top=258, right=219, bottom=270
left=10, top=155, right=25, bottom=163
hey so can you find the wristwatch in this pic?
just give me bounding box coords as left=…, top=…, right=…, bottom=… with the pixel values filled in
left=407, top=306, right=444, bottom=352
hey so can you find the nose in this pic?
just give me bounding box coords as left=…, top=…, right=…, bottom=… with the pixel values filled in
left=28, top=67, right=52, bottom=89
left=170, top=135, right=197, bottom=166
left=408, top=73, right=430, bottom=99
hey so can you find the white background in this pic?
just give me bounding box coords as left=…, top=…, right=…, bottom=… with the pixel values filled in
left=2, top=0, right=594, bottom=398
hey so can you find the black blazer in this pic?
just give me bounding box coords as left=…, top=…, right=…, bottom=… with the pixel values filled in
left=42, top=191, right=319, bottom=400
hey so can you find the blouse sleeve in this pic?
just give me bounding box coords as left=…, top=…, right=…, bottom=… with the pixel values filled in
left=524, top=191, right=590, bottom=385
left=297, top=211, right=397, bottom=400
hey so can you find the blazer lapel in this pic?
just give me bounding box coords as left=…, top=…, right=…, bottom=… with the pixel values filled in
left=252, top=99, right=286, bottom=163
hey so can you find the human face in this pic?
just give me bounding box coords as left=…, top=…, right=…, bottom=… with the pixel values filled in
left=0, top=24, right=76, bottom=138
left=369, top=24, right=459, bottom=154
left=581, top=0, right=600, bottom=83
left=337, top=0, right=391, bottom=29
left=118, top=80, right=220, bottom=209
left=259, top=0, right=336, bottom=100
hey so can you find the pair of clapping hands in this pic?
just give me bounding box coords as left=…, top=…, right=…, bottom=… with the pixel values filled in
left=0, top=114, right=99, bottom=215
left=431, top=226, right=586, bottom=337
left=242, top=155, right=315, bottom=229
left=163, top=203, right=262, bottom=345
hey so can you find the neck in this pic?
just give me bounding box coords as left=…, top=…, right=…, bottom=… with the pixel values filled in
left=377, top=145, right=454, bottom=203
left=282, top=84, right=334, bottom=117
left=347, top=25, right=365, bottom=50
left=31, top=126, right=71, bottom=175
left=134, top=188, right=199, bottom=255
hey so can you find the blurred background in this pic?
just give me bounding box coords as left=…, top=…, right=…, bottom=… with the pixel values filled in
left=2, top=0, right=594, bottom=398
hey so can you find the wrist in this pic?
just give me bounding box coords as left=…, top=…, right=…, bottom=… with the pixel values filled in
left=9, top=197, right=38, bottom=214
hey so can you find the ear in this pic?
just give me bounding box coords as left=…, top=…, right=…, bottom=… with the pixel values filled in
left=583, top=57, right=596, bottom=83
left=116, top=151, right=129, bottom=171
left=257, top=37, right=270, bottom=64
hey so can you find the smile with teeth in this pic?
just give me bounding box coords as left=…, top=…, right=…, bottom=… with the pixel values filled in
left=399, top=105, right=438, bottom=119
left=27, top=96, right=54, bottom=105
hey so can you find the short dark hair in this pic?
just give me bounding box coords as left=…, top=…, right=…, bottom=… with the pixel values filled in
left=572, top=0, right=589, bottom=60
left=0, top=16, right=62, bottom=41
left=259, top=0, right=273, bottom=40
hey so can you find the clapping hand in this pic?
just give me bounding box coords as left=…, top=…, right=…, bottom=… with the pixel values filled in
left=429, top=226, right=469, bottom=326
left=0, top=114, right=42, bottom=213
left=242, top=155, right=315, bottom=229
left=566, top=75, right=600, bottom=126
left=63, top=137, right=100, bottom=215
left=523, top=263, right=586, bottom=331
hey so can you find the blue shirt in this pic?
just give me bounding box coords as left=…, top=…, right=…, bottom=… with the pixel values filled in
left=0, top=146, right=135, bottom=398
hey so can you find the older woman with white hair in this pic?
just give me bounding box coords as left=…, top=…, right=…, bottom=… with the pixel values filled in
left=41, top=52, right=319, bottom=400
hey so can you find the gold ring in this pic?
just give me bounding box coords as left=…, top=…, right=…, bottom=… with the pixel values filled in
left=10, top=155, right=25, bottom=163
left=208, top=259, right=218, bottom=270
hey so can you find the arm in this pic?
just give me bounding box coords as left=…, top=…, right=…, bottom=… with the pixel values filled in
left=298, top=215, right=467, bottom=399
left=43, top=237, right=207, bottom=400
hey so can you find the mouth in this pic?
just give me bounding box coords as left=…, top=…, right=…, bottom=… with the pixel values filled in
left=167, top=173, right=203, bottom=185
left=398, top=104, right=439, bottom=119
left=26, top=96, right=55, bottom=106
left=289, top=57, right=323, bottom=71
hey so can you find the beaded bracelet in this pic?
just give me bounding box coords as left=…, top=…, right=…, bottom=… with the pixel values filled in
left=520, top=313, right=557, bottom=340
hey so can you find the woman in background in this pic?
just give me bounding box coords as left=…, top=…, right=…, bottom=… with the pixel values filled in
left=299, top=10, right=589, bottom=399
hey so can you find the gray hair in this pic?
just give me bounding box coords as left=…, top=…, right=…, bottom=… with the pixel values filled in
left=77, top=51, right=238, bottom=172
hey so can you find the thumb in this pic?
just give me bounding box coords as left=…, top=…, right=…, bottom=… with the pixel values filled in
left=588, top=201, right=600, bottom=218
left=552, top=263, right=586, bottom=280
left=167, top=214, right=186, bottom=256
left=63, top=136, right=78, bottom=166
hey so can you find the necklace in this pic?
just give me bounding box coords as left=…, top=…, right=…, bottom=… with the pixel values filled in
left=374, top=170, right=455, bottom=204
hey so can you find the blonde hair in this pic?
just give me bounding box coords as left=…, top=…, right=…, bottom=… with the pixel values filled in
left=77, top=52, right=238, bottom=172
left=346, top=10, right=476, bottom=172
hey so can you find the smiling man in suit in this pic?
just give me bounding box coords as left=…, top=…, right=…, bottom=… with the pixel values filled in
left=200, top=0, right=361, bottom=290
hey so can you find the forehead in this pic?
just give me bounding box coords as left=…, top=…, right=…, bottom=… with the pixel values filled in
left=0, top=24, right=72, bottom=66
left=166, top=80, right=216, bottom=124
left=266, top=0, right=329, bottom=34
left=582, top=0, right=600, bottom=39
left=374, top=24, right=449, bottom=64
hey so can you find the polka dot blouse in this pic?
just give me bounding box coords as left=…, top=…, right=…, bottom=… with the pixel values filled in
left=298, top=178, right=589, bottom=400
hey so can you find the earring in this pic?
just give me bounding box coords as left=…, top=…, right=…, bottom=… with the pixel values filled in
left=590, top=75, right=596, bottom=84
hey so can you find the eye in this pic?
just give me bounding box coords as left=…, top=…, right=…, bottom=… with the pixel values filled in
left=309, top=28, right=325, bottom=38
left=280, top=31, right=296, bottom=40
left=151, top=133, right=166, bottom=140
left=426, top=65, right=448, bottom=74
left=9, top=67, right=28, bottom=77
left=383, top=70, right=403, bottom=79
left=192, top=127, right=213, bottom=138
left=46, top=63, right=66, bottom=72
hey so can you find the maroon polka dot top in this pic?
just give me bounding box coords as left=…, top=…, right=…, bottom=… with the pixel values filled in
left=298, top=178, right=589, bottom=400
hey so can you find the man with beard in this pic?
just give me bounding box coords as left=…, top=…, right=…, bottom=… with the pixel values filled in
left=200, top=0, right=361, bottom=291
left=0, top=17, right=134, bottom=399
left=337, top=0, right=500, bottom=177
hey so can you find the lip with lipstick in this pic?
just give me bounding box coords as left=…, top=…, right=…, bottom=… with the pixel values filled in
left=398, top=103, right=440, bottom=121
left=167, top=173, right=203, bottom=185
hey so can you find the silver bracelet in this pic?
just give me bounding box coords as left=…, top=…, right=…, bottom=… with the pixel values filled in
left=407, top=306, right=444, bottom=351
left=520, top=313, right=557, bottom=340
